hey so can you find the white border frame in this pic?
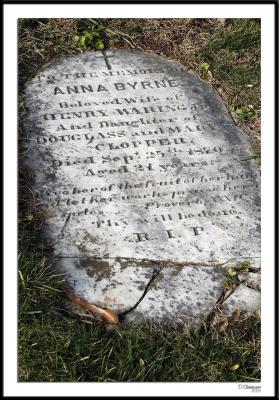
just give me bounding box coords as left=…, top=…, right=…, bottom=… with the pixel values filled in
left=4, top=3, right=275, bottom=397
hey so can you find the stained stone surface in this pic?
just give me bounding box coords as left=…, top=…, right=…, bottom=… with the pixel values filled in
left=23, top=49, right=261, bottom=323
left=238, top=272, right=261, bottom=290
left=126, top=266, right=225, bottom=324
left=222, top=284, right=261, bottom=316
left=57, top=257, right=160, bottom=312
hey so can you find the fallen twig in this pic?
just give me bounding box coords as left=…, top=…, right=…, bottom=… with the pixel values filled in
left=65, top=290, right=119, bottom=325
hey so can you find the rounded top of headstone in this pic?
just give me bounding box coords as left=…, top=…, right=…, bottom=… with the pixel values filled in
left=26, top=49, right=212, bottom=95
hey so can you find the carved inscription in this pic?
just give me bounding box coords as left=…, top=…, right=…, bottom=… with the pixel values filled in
left=24, top=50, right=260, bottom=263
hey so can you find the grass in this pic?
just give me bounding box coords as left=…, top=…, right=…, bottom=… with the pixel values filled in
left=18, top=18, right=261, bottom=382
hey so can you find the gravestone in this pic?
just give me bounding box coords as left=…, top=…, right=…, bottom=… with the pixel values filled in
left=23, top=50, right=261, bottom=324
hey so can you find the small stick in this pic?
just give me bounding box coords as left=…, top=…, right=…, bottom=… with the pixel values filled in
left=65, top=291, right=119, bottom=325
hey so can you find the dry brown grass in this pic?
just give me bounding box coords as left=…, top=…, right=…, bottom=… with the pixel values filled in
left=106, top=18, right=260, bottom=150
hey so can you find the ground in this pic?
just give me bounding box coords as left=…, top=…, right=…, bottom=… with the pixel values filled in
left=18, top=18, right=261, bottom=382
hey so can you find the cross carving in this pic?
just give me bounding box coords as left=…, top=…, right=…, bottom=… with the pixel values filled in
left=95, top=50, right=114, bottom=70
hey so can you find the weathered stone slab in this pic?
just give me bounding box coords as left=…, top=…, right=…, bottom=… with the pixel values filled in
left=238, top=271, right=261, bottom=290
left=126, top=265, right=225, bottom=324
left=23, top=49, right=261, bottom=323
left=57, top=257, right=160, bottom=312
left=221, top=284, right=261, bottom=316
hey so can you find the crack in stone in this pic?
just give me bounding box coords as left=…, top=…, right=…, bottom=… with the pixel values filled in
left=204, top=265, right=261, bottom=326
left=204, top=264, right=261, bottom=328
left=118, top=263, right=164, bottom=321
left=53, top=255, right=256, bottom=268
left=204, top=284, right=235, bottom=329
left=246, top=267, right=261, bottom=273
left=243, top=283, right=261, bottom=291
left=57, top=254, right=260, bottom=325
